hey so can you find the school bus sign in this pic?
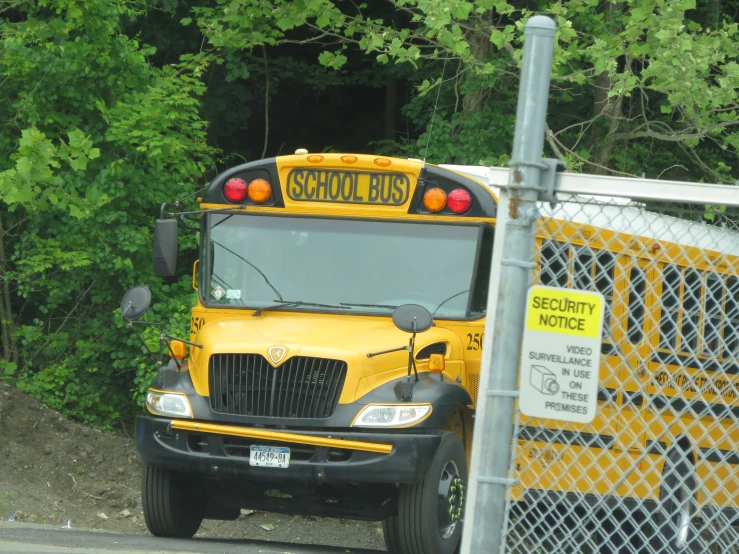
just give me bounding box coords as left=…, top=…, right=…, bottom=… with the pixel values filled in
left=519, top=286, right=605, bottom=423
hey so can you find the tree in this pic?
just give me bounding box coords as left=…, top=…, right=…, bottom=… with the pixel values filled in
left=191, top=0, right=739, bottom=182
left=0, top=0, right=216, bottom=425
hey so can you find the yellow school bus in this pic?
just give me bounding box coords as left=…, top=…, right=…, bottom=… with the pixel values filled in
left=510, top=198, right=739, bottom=550
left=124, top=153, right=739, bottom=554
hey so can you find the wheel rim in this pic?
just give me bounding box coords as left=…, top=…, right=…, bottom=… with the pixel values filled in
left=673, top=478, right=692, bottom=548
left=436, top=460, right=464, bottom=540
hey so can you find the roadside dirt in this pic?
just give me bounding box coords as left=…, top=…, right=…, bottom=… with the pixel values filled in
left=0, top=383, right=386, bottom=551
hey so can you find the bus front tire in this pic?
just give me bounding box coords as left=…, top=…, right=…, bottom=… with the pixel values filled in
left=142, top=464, right=206, bottom=538
left=659, top=449, right=701, bottom=553
left=383, top=430, right=467, bottom=554
left=382, top=513, right=403, bottom=553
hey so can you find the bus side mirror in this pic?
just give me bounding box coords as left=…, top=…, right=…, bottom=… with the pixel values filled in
left=121, top=286, right=151, bottom=321
left=153, top=219, right=178, bottom=277
left=392, top=304, right=433, bottom=334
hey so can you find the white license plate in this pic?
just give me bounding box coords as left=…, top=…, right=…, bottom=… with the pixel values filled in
left=249, top=445, right=291, bottom=468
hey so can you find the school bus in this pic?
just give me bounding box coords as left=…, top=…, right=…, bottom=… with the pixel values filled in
left=510, top=197, right=739, bottom=551
left=123, top=153, right=739, bottom=554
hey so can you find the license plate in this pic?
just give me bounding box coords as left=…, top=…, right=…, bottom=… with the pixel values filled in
left=249, top=445, right=290, bottom=468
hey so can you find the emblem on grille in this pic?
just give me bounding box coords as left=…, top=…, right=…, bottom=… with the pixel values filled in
left=268, top=346, right=287, bottom=366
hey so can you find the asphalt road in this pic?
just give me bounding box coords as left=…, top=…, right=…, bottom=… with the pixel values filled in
left=0, top=522, right=384, bottom=554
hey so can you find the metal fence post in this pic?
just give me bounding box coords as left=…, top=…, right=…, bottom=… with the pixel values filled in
left=460, top=15, right=557, bottom=554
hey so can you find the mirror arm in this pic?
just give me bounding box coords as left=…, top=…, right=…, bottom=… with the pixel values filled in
left=159, top=201, right=184, bottom=220
left=156, top=330, right=206, bottom=371
left=161, top=334, right=204, bottom=349
left=156, top=331, right=166, bottom=362
left=159, top=202, right=173, bottom=220
left=366, top=345, right=408, bottom=358
left=159, top=201, right=199, bottom=232
left=408, top=333, right=419, bottom=380
left=162, top=337, right=181, bottom=370
left=400, top=333, right=420, bottom=402
left=177, top=214, right=200, bottom=231
left=127, top=320, right=162, bottom=327
left=160, top=334, right=204, bottom=371
left=127, top=322, right=163, bottom=368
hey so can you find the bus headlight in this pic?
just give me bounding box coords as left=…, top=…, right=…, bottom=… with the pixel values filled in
left=146, top=390, right=193, bottom=418
left=352, top=404, right=432, bottom=428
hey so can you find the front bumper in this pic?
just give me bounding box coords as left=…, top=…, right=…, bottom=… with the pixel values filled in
left=136, top=416, right=441, bottom=484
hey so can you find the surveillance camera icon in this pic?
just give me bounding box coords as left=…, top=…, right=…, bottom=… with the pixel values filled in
left=530, top=365, right=560, bottom=395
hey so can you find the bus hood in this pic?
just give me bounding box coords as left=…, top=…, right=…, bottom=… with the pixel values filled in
left=187, top=313, right=461, bottom=403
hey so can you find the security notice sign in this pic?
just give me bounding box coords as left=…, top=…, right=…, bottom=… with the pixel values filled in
left=519, top=286, right=605, bottom=423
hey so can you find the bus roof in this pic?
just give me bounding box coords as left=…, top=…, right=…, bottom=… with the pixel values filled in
left=444, top=165, right=739, bottom=258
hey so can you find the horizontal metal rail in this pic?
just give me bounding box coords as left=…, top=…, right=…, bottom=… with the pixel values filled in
left=441, top=164, right=739, bottom=207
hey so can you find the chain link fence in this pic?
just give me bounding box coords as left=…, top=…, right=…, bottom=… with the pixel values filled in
left=501, top=192, right=739, bottom=554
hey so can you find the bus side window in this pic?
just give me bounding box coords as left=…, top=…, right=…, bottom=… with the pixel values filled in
left=627, top=266, right=646, bottom=344
left=724, top=277, right=739, bottom=362
left=703, top=274, right=724, bottom=358
left=681, top=269, right=702, bottom=354
left=595, top=251, right=616, bottom=342
left=573, top=246, right=595, bottom=291
left=659, top=265, right=681, bottom=350
left=540, top=239, right=569, bottom=287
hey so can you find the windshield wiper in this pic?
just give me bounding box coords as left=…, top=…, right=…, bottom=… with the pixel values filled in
left=210, top=239, right=283, bottom=301
left=339, top=302, right=398, bottom=310
left=253, top=300, right=352, bottom=317
left=433, top=289, right=469, bottom=315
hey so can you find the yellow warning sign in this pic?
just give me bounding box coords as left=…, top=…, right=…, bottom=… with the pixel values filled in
left=526, top=286, right=604, bottom=339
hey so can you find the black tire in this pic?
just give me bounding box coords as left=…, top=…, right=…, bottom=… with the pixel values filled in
left=142, top=464, right=206, bottom=538
left=383, top=513, right=403, bottom=553
left=384, top=430, right=467, bottom=554
left=658, top=449, right=701, bottom=553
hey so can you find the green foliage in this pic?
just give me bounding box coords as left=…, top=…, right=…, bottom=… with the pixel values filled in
left=98, top=54, right=218, bottom=177
left=1, top=361, right=18, bottom=377
left=15, top=274, right=196, bottom=427
left=0, top=0, right=217, bottom=428
left=0, top=128, right=103, bottom=216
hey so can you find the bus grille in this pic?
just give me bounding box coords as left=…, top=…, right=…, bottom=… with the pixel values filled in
left=208, top=354, right=347, bottom=419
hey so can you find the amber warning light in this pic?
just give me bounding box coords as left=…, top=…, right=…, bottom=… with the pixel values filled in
left=247, top=179, right=272, bottom=203
left=423, top=188, right=447, bottom=212
left=169, top=340, right=187, bottom=360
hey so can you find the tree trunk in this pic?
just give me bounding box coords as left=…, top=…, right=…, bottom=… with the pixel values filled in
left=462, top=12, right=494, bottom=114
left=0, top=209, right=18, bottom=365
left=590, top=3, right=625, bottom=172
left=591, top=70, right=625, bottom=170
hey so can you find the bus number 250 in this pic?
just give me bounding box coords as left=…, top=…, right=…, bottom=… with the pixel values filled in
left=466, top=333, right=484, bottom=351
left=191, top=317, right=205, bottom=334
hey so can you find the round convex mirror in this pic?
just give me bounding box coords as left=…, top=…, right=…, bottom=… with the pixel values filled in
left=392, top=304, right=433, bottom=334
left=120, top=286, right=152, bottom=321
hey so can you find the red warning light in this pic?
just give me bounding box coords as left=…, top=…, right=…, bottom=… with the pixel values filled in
left=224, top=178, right=248, bottom=202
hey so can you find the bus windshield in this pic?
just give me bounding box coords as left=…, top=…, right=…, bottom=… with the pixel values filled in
left=205, top=214, right=490, bottom=319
